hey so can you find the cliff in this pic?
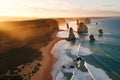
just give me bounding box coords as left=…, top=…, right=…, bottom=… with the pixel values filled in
left=0, top=19, right=59, bottom=46
left=55, top=18, right=66, bottom=25
left=0, top=19, right=59, bottom=79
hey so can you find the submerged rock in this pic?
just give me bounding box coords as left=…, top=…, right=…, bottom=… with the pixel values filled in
left=77, top=22, right=88, bottom=34
left=89, top=35, right=95, bottom=41
left=70, top=65, right=75, bottom=68
left=62, top=65, right=66, bottom=68
left=96, top=22, right=98, bottom=25
left=67, top=27, right=76, bottom=41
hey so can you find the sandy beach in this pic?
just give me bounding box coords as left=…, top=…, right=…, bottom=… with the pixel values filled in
left=31, top=36, right=64, bottom=80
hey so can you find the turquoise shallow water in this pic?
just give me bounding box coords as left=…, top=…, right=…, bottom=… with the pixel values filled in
left=81, top=17, right=120, bottom=80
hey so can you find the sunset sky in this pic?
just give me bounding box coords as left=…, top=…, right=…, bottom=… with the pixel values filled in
left=0, top=0, right=120, bottom=17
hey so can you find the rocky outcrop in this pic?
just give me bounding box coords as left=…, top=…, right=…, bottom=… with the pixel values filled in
left=66, top=23, right=69, bottom=29
left=77, top=22, right=88, bottom=34
left=89, top=35, right=95, bottom=41
left=98, top=29, right=103, bottom=34
left=76, top=19, right=79, bottom=25
left=79, top=18, right=91, bottom=24
left=67, top=28, right=76, bottom=41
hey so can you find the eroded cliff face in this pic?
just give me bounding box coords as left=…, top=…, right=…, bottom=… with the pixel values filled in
left=55, top=18, right=66, bottom=29
left=79, top=18, right=91, bottom=24
left=0, top=19, right=59, bottom=47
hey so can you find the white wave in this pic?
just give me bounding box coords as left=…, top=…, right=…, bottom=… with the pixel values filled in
left=78, top=46, right=92, bottom=56
left=62, top=67, right=93, bottom=80
left=104, top=32, right=111, bottom=34
left=72, top=68, right=93, bottom=80
left=58, top=21, right=77, bottom=31
left=51, top=40, right=81, bottom=80
left=84, top=62, right=112, bottom=80
left=51, top=40, right=74, bottom=80
left=57, top=31, right=79, bottom=38
left=51, top=40, right=95, bottom=80
left=56, top=71, right=67, bottom=80
left=88, top=26, right=97, bottom=29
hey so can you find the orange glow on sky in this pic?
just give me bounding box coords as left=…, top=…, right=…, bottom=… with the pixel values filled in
left=0, top=0, right=120, bottom=18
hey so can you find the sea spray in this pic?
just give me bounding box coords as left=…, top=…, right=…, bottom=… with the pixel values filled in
left=78, top=46, right=92, bottom=56
left=57, top=31, right=79, bottom=39
left=51, top=40, right=73, bottom=80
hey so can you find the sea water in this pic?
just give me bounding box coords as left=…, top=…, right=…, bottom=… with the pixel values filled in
left=51, top=17, right=120, bottom=80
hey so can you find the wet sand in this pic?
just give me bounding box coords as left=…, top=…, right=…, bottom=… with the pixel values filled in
left=31, top=37, right=64, bottom=80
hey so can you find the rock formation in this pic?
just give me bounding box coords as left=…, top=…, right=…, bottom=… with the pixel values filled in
left=98, top=29, right=103, bottom=34
left=89, top=35, right=95, bottom=41
left=77, top=22, right=88, bottom=34
left=67, top=27, right=76, bottom=41
left=66, top=23, right=69, bottom=29
left=76, top=19, right=79, bottom=25
left=79, top=18, right=91, bottom=24
left=96, top=22, right=98, bottom=25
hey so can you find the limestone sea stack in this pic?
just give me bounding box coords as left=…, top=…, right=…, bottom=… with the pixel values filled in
left=79, top=18, right=91, bottom=24
left=67, top=27, right=76, bottom=41
left=98, top=29, right=103, bottom=34
left=83, top=18, right=91, bottom=24
left=89, top=35, right=95, bottom=41
left=76, top=19, right=79, bottom=25
left=77, top=22, right=88, bottom=34
left=66, top=23, right=69, bottom=29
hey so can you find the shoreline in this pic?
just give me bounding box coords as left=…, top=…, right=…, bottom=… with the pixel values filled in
left=31, top=36, right=64, bottom=80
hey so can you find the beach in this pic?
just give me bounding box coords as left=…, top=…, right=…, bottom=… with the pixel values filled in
left=31, top=36, right=64, bottom=80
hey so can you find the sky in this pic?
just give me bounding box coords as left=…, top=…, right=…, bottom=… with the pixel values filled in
left=0, top=0, right=120, bottom=17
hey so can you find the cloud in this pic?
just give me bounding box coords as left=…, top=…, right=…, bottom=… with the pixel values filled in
left=103, top=5, right=113, bottom=7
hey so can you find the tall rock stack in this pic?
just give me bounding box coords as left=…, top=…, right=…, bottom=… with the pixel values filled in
left=98, top=29, right=103, bottom=34
left=76, top=19, right=79, bottom=25
left=68, top=27, right=76, bottom=41
left=77, top=22, right=88, bottom=34
left=89, top=35, right=95, bottom=41
left=79, top=18, right=91, bottom=24
left=66, top=23, right=69, bottom=29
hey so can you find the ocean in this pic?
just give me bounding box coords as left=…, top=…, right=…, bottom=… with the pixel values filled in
left=51, top=17, right=120, bottom=80
left=85, top=17, right=120, bottom=80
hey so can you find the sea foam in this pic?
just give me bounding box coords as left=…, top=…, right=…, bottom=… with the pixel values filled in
left=85, top=62, right=112, bottom=80
left=51, top=40, right=93, bottom=80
